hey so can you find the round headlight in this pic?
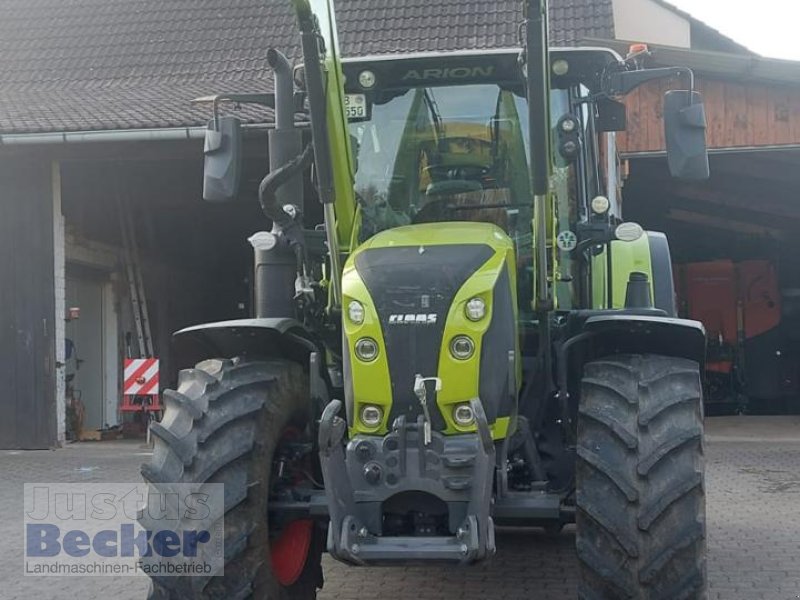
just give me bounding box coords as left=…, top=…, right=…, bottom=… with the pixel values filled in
left=552, top=59, right=570, bottom=76
left=450, top=336, right=475, bottom=360
left=465, top=297, right=486, bottom=321
left=355, top=337, right=379, bottom=361
left=560, top=117, right=577, bottom=133
left=360, top=404, right=383, bottom=428
left=615, top=222, right=645, bottom=242
left=358, top=70, right=376, bottom=89
left=348, top=300, right=365, bottom=324
left=591, top=195, right=610, bottom=215
left=453, top=403, right=475, bottom=427
left=247, top=231, right=278, bottom=251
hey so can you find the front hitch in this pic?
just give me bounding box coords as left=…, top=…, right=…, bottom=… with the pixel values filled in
left=318, top=398, right=497, bottom=565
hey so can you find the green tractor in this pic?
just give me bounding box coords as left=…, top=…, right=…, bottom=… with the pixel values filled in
left=142, top=0, right=711, bottom=598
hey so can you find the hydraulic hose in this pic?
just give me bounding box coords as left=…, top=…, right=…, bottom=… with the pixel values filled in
left=257, top=143, right=314, bottom=237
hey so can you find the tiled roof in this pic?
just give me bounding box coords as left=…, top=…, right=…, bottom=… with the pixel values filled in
left=0, top=0, right=614, bottom=135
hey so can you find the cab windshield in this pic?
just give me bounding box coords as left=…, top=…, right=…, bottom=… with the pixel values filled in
left=349, top=83, right=532, bottom=239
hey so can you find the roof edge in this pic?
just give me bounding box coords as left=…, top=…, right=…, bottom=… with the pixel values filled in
left=581, top=38, right=800, bottom=87
left=0, top=124, right=272, bottom=145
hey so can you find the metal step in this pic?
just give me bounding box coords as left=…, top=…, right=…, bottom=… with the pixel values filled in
left=492, top=491, right=563, bottom=522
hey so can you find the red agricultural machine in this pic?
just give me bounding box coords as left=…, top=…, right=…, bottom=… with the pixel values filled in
left=676, top=259, right=798, bottom=412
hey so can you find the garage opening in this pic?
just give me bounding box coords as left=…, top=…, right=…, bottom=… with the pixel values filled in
left=57, top=145, right=285, bottom=439
left=624, top=150, right=800, bottom=414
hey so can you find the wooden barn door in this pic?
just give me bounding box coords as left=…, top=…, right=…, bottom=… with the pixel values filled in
left=0, top=157, right=57, bottom=449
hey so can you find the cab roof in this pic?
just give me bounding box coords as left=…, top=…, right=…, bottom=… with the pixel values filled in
left=341, top=48, right=623, bottom=92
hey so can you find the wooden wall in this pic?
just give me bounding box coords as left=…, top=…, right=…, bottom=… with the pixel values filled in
left=617, top=76, right=800, bottom=153
left=0, top=157, right=57, bottom=449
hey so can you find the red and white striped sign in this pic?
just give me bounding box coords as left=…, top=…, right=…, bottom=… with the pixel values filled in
left=124, top=358, right=160, bottom=396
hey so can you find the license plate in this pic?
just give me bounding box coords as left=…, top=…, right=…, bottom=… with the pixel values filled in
left=345, top=94, right=367, bottom=120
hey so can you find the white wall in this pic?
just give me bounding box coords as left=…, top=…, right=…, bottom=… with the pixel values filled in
left=613, top=0, right=691, bottom=48
left=65, top=276, right=109, bottom=429
left=103, top=279, right=120, bottom=428
left=53, top=162, right=66, bottom=444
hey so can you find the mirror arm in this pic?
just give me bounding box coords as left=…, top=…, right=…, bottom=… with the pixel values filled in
left=193, top=93, right=276, bottom=109
left=575, top=221, right=616, bottom=258
left=193, top=92, right=308, bottom=130
left=605, top=66, right=694, bottom=98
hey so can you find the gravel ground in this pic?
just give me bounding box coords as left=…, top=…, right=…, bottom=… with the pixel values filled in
left=3, top=416, right=800, bottom=600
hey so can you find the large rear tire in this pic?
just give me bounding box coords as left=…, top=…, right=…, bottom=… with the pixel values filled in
left=576, top=354, right=706, bottom=600
left=140, top=357, right=323, bottom=600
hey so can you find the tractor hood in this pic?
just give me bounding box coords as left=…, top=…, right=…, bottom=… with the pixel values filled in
left=341, top=222, right=518, bottom=439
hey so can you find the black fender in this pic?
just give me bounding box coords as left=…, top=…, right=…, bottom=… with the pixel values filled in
left=555, top=312, right=706, bottom=415
left=647, top=231, right=678, bottom=318
left=172, top=318, right=321, bottom=369
left=576, top=312, right=706, bottom=366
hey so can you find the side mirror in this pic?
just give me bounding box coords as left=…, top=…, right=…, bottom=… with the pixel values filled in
left=203, top=116, right=242, bottom=202
left=663, top=90, right=710, bottom=180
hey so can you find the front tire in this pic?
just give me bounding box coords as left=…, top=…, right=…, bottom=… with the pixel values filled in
left=576, top=354, right=706, bottom=599
left=140, top=357, right=323, bottom=600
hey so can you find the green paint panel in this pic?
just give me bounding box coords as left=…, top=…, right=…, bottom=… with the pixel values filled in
left=341, top=263, right=393, bottom=435
left=609, top=236, right=654, bottom=308
left=591, top=246, right=609, bottom=309
left=343, top=222, right=518, bottom=439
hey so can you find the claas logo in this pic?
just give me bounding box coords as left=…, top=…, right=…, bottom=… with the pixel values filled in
left=388, top=314, right=438, bottom=325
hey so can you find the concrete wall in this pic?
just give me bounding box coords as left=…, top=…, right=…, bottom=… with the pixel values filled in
left=613, top=0, right=691, bottom=48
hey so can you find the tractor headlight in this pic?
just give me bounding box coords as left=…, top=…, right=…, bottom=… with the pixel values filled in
left=560, top=116, right=577, bottom=133
left=615, top=222, right=645, bottom=242
left=355, top=338, right=379, bottom=361
left=360, top=404, right=383, bottom=428
left=358, top=70, right=377, bottom=89
left=591, top=195, right=610, bottom=215
left=465, top=297, right=486, bottom=321
left=453, top=403, right=475, bottom=427
left=247, top=231, right=278, bottom=251
left=450, top=336, right=475, bottom=360
left=348, top=300, right=365, bottom=324
left=552, top=59, right=570, bottom=76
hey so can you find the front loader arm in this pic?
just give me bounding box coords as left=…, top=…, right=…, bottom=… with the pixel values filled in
left=523, top=0, right=557, bottom=395
left=293, top=0, right=358, bottom=306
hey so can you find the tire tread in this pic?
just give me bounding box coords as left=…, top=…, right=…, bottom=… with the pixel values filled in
left=576, top=354, right=706, bottom=600
left=141, top=357, right=320, bottom=600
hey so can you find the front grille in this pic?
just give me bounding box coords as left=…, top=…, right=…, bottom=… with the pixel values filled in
left=355, top=244, right=495, bottom=428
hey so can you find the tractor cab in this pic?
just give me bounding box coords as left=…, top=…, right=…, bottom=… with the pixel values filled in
left=343, top=53, right=533, bottom=240
left=341, top=49, right=620, bottom=233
